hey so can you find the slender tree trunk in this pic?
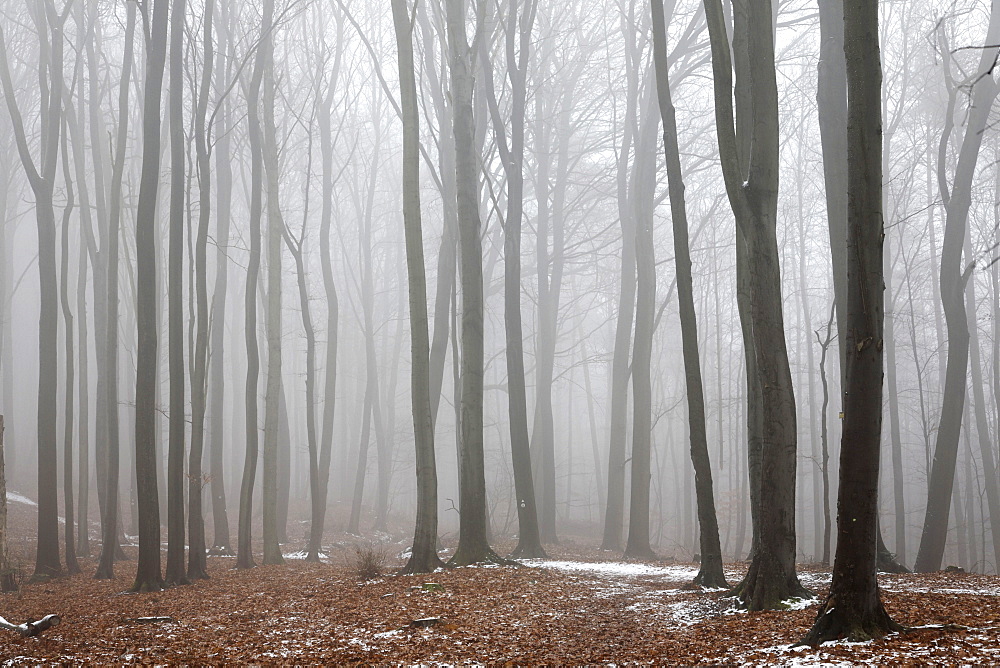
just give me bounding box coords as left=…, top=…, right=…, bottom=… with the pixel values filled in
left=392, top=0, right=444, bottom=573
left=480, top=0, right=545, bottom=559
left=0, top=0, right=69, bottom=581
left=131, top=0, right=169, bottom=592
left=237, top=0, right=271, bottom=571
left=914, top=8, right=1000, bottom=573
left=651, top=0, right=726, bottom=587
left=209, top=0, right=235, bottom=554
left=58, top=125, right=80, bottom=575
left=261, top=6, right=284, bottom=567
left=164, top=0, right=190, bottom=588
left=0, top=417, right=14, bottom=590
left=186, top=0, right=215, bottom=581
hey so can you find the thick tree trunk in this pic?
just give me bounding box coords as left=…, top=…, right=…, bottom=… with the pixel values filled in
left=705, top=0, right=805, bottom=610
left=446, top=0, right=502, bottom=566
left=651, top=0, right=726, bottom=587
left=802, top=2, right=901, bottom=641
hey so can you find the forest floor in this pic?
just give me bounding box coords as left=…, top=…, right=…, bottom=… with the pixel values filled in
left=2, top=497, right=1000, bottom=664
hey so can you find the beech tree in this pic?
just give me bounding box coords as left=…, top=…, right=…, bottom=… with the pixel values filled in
left=801, top=0, right=903, bottom=642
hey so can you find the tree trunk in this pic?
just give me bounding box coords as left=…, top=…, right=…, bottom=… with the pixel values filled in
left=58, top=125, right=80, bottom=575
left=651, top=0, right=726, bottom=587
left=392, top=0, right=444, bottom=574
left=209, top=0, right=235, bottom=555
left=446, top=0, right=502, bottom=566
left=164, top=0, right=190, bottom=588
left=236, top=0, right=271, bottom=571
left=914, top=7, right=1000, bottom=573
left=261, top=6, right=285, bottom=567
left=187, top=0, right=215, bottom=581
left=480, top=0, right=545, bottom=559
left=802, top=0, right=901, bottom=641
left=705, top=0, right=806, bottom=610
left=130, top=0, right=169, bottom=592
left=0, top=417, right=14, bottom=591
left=0, top=0, right=69, bottom=581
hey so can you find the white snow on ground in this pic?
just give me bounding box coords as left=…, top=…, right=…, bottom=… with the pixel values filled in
left=521, top=559, right=702, bottom=581
left=282, top=550, right=332, bottom=563
left=6, top=491, right=36, bottom=507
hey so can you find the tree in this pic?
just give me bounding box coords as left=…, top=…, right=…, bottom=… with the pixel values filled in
left=650, top=0, right=726, bottom=588
left=188, top=0, right=216, bottom=581
left=0, top=416, right=14, bottom=591
left=446, top=0, right=503, bottom=567
left=704, top=0, right=807, bottom=609
left=132, top=0, right=170, bottom=593
left=261, top=0, right=285, bottom=567
left=92, top=0, right=136, bottom=580
left=800, top=0, right=903, bottom=642
left=165, top=0, right=190, bottom=588
left=0, top=0, right=72, bottom=581
left=914, top=2, right=1000, bottom=573
left=480, top=0, right=546, bottom=559
left=817, top=0, right=907, bottom=575
left=237, top=0, right=271, bottom=570
left=58, top=120, right=80, bottom=575
left=392, top=0, right=444, bottom=574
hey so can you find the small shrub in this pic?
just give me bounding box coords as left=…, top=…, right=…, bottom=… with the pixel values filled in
left=353, top=543, right=387, bottom=581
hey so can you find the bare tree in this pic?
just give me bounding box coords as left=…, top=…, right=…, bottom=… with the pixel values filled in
left=0, top=0, right=73, bottom=581
left=801, top=0, right=902, bottom=642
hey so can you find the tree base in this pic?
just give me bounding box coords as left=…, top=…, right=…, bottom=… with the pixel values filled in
left=692, top=562, right=729, bottom=590
left=509, top=542, right=548, bottom=560
left=727, top=555, right=811, bottom=611
left=400, top=554, right=446, bottom=575
left=877, top=548, right=909, bottom=574
left=447, top=544, right=515, bottom=568
left=799, top=593, right=904, bottom=645
left=623, top=545, right=658, bottom=561
left=130, top=578, right=164, bottom=593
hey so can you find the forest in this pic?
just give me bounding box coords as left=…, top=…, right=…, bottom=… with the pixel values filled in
left=0, top=0, right=999, bottom=663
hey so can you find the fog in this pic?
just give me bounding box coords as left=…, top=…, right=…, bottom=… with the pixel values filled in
left=0, top=0, right=997, bottom=590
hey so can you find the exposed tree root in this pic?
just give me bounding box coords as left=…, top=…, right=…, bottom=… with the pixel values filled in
left=798, top=594, right=905, bottom=646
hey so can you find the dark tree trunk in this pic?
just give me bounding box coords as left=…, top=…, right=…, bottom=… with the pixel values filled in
left=0, top=417, right=14, bottom=591
left=705, top=0, right=806, bottom=610
left=651, top=0, right=726, bottom=588
left=187, top=0, right=216, bottom=581
left=165, top=0, right=190, bottom=588
left=131, top=0, right=169, bottom=593
left=801, top=0, right=902, bottom=641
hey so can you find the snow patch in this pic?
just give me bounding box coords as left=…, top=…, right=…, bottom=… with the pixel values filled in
left=523, top=559, right=701, bottom=582
left=6, top=491, right=36, bottom=507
